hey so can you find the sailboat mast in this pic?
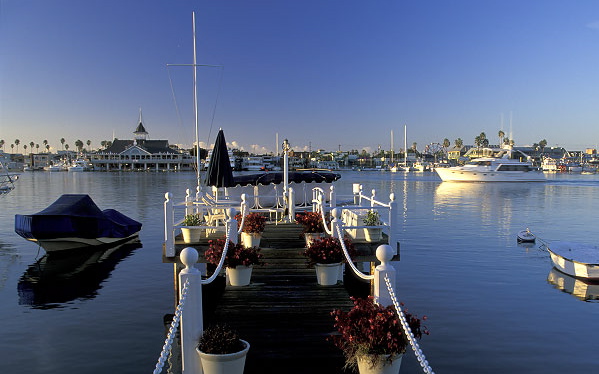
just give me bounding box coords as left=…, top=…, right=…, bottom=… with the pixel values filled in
left=404, top=125, right=407, bottom=165
left=192, top=12, right=201, bottom=190
left=391, top=130, right=394, bottom=164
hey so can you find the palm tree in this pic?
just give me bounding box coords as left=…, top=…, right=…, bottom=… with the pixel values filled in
left=455, top=138, right=463, bottom=148
left=10, top=144, right=14, bottom=153
left=75, top=139, right=83, bottom=153
left=23, top=144, right=28, bottom=153
left=64, top=144, right=69, bottom=151
left=43, top=139, right=48, bottom=149
left=14, top=139, right=20, bottom=153
left=443, top=138, right=450, bottom=149
left=36, top=143, right=40, bottom=152
left=86, top=140, right=91, bottom=152
left=45, top=144, right=50, bottom=152
left=0, top=139, right=4, bottom=150
left=498, top=130, right=505, bottom=147
left=539, top=139, right=547, bottom=153
left=100, top=140, right=107, bottom=149
left=60, top=138, right=65, bottom=150
left=29, top=141, right=34, bottom=151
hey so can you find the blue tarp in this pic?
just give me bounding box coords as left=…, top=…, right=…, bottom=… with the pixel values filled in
left=15, top=194, right=142, bottom=240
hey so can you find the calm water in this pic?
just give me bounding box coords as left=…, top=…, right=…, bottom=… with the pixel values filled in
left=1, top=171, right=598, bottom=373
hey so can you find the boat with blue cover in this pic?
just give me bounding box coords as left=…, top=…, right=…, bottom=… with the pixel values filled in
left=15, top=194, right=142, bottom=252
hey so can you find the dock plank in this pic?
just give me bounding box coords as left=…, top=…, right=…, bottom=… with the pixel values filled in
left=204, top=223, right=359, bottom=373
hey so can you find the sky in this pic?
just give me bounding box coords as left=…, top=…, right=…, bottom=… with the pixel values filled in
left=2, top=0, right=599, bottom=155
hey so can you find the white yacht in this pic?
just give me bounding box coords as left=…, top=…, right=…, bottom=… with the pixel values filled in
left=435, top=147, right=545, bottom=182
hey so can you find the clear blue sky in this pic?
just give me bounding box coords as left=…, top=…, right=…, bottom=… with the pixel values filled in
left=2, top=0, right=599, bottom=154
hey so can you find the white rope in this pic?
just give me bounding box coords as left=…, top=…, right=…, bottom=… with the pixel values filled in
left=153, top=278, right=190, bottom=374
left=335, top=224, right=373, bottom=281
left=201, top=225, right=232, bottom=285
left=384, top=274, right=435, bottom=374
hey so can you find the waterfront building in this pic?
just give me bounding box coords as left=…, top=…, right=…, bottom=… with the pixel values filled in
left=89, top=117, right=194, bottom=171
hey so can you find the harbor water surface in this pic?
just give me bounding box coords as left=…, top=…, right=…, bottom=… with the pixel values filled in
left=1, top=171, right=598, bottom=373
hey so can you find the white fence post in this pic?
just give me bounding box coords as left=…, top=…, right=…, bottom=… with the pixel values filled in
left=226, top=208, right=238, bottom=245
left=185, top=188, right=193, bottom=216
left=179, top=247, right=203, bottom=374
left=370, top=188, right=376, bottom=208
left=374, top=244, right=396, bottom=307
left=352, top=183, right=361, bottom=205
left=288, top=187, right=295, bottom=222
left=164, top=192, right=175, bottom=257
left=329, top=185, right=336, bottom=208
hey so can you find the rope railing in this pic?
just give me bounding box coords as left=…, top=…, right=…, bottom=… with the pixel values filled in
left=202, top=216, right=233, bottom=285
left=153, top=278, right=190, bottom=374
left=384, top=274, right=435, bottom=374
left=335, top=224, right=373, bottom=281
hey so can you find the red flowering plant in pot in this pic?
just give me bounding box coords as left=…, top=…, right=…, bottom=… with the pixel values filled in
left=234, top=212, right=267, bottom=234
left=295, top=211, right=325, bottom=233
left=302, top=236, right=355, bottom=267
left=330, top=296, right=428, bottom=372
left=205, top=238, right=264, bottom=286
left=205, top=238, right=264, bottom=268
left=235, top=212, right=267, bottom=248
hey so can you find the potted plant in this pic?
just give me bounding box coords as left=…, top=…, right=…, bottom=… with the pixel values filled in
left=205, top=238, right=264, bottom=286
left=303, top=236, right=354, bottom=286
left=296, top=211, right=326, bottom=247
left=181, top=213, right=204, bottom=243
left=361, top=210, right=382, bottom=243
left=330, top=296, right=428, bottom=374
left=236, top=212, right=267, bottom=248
left=197, top=324, right=250, bottom=374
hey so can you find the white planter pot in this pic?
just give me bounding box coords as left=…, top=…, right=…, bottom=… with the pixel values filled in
left=181, top=227, right=203, bottom=243
left=314, top=263, right=341, bottom=286
left=226, top=265, right=253, bottom=286
left=241, top=232, right=261, bottom=248
left=357, top=353, right=403, bottom=374
left=197, top=339, right=250, bottom=374
left=364, top=228, right=382, bottom=243
left=304, top=232, right=324, bottom=247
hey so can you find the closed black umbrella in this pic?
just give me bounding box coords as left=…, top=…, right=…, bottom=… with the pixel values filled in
left=205, top=129, right=234, bottom=188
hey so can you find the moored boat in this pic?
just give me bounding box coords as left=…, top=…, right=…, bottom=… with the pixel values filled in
left=435, top=146, right=545, bottom=182
left=15, top=194, right=142, bottom=252
left=544, top=241, right=599, bottom=280
left=517, top=228, right=535, bottom=243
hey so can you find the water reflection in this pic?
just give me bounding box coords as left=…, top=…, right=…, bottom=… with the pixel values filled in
left=18, top=240, right=142, bottom=309
left=547, top=268, right=599, bottom=302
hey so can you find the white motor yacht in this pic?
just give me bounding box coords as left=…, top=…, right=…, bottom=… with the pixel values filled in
left=435, top=147, right=545, bottom=182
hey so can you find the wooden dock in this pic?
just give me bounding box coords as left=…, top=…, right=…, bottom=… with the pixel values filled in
left=201, top=223, right=370, bottom=373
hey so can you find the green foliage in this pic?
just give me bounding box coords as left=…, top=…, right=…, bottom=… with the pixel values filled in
left=362, top=210, right=381, bottom=226
left=182, top=213, right=203, bottom=226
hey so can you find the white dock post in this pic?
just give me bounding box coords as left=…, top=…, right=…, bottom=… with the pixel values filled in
left=179, top=247, right=203, bottom=374
left=185, top=189, right=193, bottom=216
left=352, top=183, right=362, bottom=205
left=329, top=185, right=336, bottom=208
left=374, top=244, right=396, bottom=307
left=288, top=187, right=295, bottom=222
left=164, top=192, right=175, bottom=257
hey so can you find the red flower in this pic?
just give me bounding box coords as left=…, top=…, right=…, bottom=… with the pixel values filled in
left=329, top=296, right=428, bottom=368
left=205, top=238, right=264, bottom=268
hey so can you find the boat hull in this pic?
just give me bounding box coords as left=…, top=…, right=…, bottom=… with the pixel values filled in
left=26, top=233, right=140, bottom=252
left=546, top=242, right=599, bottom=280
left=436, top=168, right=545, bottom=182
